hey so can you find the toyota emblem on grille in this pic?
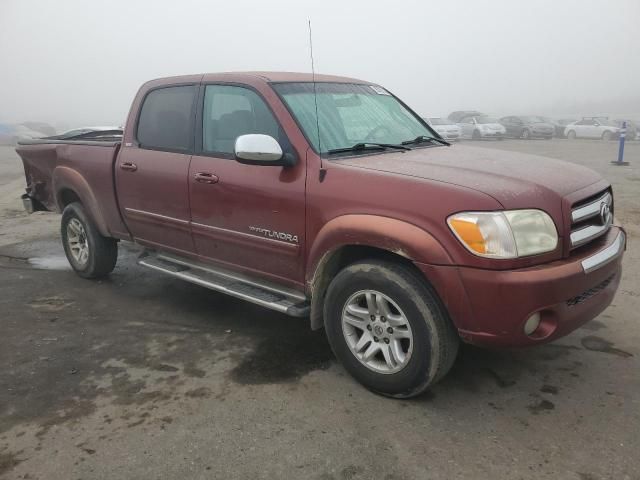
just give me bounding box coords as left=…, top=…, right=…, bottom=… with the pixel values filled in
left=599, top=202, right=611, bottom=225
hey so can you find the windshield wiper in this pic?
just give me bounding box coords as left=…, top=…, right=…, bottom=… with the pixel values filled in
left=401, top=135, right=450, bottom=147
left=327, top=142, right=412, bottom=155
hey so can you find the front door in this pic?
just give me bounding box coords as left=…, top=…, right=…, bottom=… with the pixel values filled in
left=188, top=84, right=306, bottom=288
left=115, top=84, right=197, bottom=255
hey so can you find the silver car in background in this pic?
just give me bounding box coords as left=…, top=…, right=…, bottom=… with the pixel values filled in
left=457, top=115, right=506, bottom=140
left=425, top=117, right=462, bottom=141
left=564, top=118, right=621, bottom=140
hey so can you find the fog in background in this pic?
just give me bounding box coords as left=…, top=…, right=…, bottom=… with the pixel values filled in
left=1, top=0, right=639, bottom=129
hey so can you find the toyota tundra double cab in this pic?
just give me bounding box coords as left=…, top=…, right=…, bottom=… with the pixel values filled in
left=16, top=72, right=626, bottom=398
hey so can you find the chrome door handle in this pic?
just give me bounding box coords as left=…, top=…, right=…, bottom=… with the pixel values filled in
left=120, top=162, right=137, bottom=172
left=194, top=172, right=219, bottom=184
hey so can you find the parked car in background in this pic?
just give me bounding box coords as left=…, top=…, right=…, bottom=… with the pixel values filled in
left=500, top=116, right=554, bottom=139
left=533, top=117, right=573, bottom=138
left=612, top=119, right=638, bottom=140
left=458, top=115, right=506, bottom=140
left=448, top=110, right=484, bottom=123
left=425, top=117, right=462, bottom=141
left=564, top=118, right=620, bottom=140
left=548, top=118, right=578, bottom=138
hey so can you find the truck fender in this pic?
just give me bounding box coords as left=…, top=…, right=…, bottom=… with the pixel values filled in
left=306, top=214, right=453, bottom=329
left=52, top=166, right=110, bottom=237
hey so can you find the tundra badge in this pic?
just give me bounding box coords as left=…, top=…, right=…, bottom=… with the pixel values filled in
left=249, top=226, right=299, bottom=244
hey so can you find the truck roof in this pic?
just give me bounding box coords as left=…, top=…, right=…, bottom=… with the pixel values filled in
left=145, top=71, right=369, bottom=88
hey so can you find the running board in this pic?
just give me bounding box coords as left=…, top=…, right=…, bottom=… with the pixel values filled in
left=137, top=252, right=310, bottom=317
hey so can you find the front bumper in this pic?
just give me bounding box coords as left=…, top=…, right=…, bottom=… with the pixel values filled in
left=479, top=131, right=504, bottom=139
left=442, top=133, right=461, bottom=141
left=416, top=226, right=626, bottom=348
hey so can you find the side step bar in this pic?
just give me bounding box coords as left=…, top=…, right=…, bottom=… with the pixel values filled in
left=138, top=251, right=310, bottom=317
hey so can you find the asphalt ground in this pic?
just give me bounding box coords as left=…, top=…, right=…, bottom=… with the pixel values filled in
left=0, top=139, right=639, bottom=479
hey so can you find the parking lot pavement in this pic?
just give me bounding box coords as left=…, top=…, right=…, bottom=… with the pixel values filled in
left=0, top=141, right=639, bottom=479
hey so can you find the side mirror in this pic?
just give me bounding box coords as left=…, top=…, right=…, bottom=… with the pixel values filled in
left=234, top=134, right=295, bottom=167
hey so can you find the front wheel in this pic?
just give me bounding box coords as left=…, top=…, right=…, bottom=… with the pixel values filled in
left=567, top=130, right=577, bottom=140
left=602, top=130, right=612, bottom=141
left=521, top=129, right=531, bottom=139
left=472, top=130, right=481, bottom=140
left=324, top=260, right=459, bottom=398
left=61, top=202, right=118, bottom=278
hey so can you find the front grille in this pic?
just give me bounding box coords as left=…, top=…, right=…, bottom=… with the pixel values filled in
left=566, top=274, right=615, bottom=306
left=569, top=190, right=613, bottom=249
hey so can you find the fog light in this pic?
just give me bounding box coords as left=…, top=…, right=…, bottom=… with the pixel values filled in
left=524, top=313, right=541, bottom=336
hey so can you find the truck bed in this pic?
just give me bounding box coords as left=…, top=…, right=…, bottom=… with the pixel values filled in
left=15, top=138, right=131, bottom=240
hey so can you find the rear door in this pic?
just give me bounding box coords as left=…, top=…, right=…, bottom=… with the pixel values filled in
left=116, top=84, right=198, bottom=255
left=188, top=84, right=306, bottom=287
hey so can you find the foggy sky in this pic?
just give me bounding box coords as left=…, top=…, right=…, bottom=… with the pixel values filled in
left=1, top=0, right=639, bottom=128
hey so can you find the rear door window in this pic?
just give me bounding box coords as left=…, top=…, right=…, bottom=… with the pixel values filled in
left=137, top=85, right=197, bottom=151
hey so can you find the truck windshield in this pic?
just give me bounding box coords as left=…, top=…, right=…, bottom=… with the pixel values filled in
left=273, top=82, right=436, bottom=155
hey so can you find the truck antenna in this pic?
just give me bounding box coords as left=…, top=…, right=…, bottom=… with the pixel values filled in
left=308, top=19, right=324, bottom=171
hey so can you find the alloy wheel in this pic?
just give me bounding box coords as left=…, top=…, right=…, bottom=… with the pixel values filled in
left=67, top=218, right=89, bottom=265
left=341, top=290, right=414, bottom=374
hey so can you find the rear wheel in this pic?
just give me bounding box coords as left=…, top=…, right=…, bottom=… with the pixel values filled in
left=324, top=260, right=459, bottom=398
left=472, top=129, right=481, bottom=140
left=521, top=129, right=531, bottom=139
left=567, top=130, right=577, bottom=140
left=61, top=202, right=117, bottom=278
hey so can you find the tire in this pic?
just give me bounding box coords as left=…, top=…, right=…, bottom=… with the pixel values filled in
left=567, top=130, right=576, bottom=140
left=521, top=129, right=531, bottom=139
left=61, top=202, right=117, bottom=278
left=472, top=130, right=481, bottom=140
left=323, top=260, right=459, bottom=398
left=602, top=130, right=612, bottom=141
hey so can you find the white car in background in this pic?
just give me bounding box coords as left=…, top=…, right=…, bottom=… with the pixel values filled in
left=564, top=118, right=620, bottom=140
left=457, top=115, right=506, bottom=140
left=424, top=117, right=462, bottom=141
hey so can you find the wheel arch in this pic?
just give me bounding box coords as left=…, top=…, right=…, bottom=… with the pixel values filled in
left=306, top=215, right=453, bottom=330
left=53, top=166, right=110, bottom=237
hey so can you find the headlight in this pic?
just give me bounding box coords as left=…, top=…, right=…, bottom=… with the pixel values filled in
left=447, top=210, right=558, bottom=258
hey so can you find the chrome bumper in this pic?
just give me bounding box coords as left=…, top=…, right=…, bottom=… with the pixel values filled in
left=582, top=230, right=625, bottom=273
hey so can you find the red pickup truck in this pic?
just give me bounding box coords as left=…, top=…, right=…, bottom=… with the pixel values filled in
left=16, top=72, right=625, bottom=398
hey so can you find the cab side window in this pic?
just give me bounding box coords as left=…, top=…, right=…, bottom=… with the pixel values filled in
left=202, top=85, right=281, bottom=155
left=137, top=85, right=197, bottom=151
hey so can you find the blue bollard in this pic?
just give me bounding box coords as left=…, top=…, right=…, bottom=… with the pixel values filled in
left=612, top=121, right=629, bottom=165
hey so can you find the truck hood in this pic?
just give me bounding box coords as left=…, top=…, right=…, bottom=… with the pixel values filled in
left=337, top=145, right=603, bottom=208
